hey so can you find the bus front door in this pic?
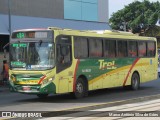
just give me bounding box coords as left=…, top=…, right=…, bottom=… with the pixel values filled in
left=56, top=36, right=72, bottom=93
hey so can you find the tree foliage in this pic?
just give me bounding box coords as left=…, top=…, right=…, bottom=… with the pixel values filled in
left=109, top=0, right=160, bottom=35
left=145, top=25, right=160, bottom=37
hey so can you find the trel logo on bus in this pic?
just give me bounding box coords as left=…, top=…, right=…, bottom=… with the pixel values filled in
left=98, top=60, right=117, bottom=70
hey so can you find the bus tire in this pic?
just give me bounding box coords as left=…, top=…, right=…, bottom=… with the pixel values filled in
left=37, top=94, right=48, bottom=98
left=74, top=78, right=87, bottom=98
left=131, top=73, right=140, bottom=90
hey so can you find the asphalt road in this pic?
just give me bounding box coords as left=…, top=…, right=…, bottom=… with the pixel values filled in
left=0, top=77, right=160, bottom=111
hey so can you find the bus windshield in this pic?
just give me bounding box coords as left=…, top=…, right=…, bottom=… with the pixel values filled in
left=10, top=42, right=55, bottom=70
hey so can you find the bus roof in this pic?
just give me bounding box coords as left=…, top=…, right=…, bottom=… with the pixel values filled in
left=48, top=27, right=136, bottom=36
left=12, top=27, right=156, bottom=41
left=48, top=27, right=156, bottom=41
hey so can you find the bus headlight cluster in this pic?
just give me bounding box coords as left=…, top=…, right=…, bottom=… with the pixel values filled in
left=48, top=76, right=55, bottom=82
left=42, top=79, right=48, bottom=85
left=42, top=76, right=55, bottom=86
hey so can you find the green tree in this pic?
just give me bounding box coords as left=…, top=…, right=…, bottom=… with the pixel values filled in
left=109, top=0, right=160, bottom=35
left=145, top=25, right=160, bottom=37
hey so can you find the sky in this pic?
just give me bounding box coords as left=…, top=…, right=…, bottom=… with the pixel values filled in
left=109, top=0, right=159, bottom=18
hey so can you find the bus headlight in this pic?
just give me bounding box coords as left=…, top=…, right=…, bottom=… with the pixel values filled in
left=42, top=76, right=55, bottom=85
left=48, top=76, right=55, bottom=82
left=42, top=79, right=48, bottom=85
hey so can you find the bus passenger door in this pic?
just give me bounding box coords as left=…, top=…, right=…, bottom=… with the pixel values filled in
left=56, top=36, right=72, bottom=93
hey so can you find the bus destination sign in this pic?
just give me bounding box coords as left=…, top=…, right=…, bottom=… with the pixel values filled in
left=12, top=31, right=52, bottom=39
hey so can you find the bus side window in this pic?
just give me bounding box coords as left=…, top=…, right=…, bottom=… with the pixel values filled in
left=128, top=41, right=137, bottom=57
left=57, top=45, right=71, bottom=64
left=104, top=40, right=116, bottom=58
left=61, top=45, right=71, bottom=63
left=117, top=41, right=127, bottom=57
left=138, top=41, right=147, bottom=57
left=56, top=35, right=72, bottom=73
left=74, top=37, right=88, bottom=58
left=147, top=41, right=155, bottom=57
left=89, top=38, right=102, bottom=57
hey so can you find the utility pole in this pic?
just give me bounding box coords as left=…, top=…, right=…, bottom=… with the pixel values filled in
left=8, top=0, right=11, bottom=39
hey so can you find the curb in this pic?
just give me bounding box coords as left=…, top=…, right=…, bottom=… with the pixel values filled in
left=67, top=94, right=160, bottom=111
left=41, top=94, right=160, bottom=117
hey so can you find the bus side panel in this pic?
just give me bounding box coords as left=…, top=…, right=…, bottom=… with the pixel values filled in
left=137, top=58, right=157, bottom=83
left=101, top=58, right=135, bottom=88
left=75, top=56, right=157, bottom=91
left=77, top=58, right=136, bottom=91
left=124, top=57, right=157, bottom=86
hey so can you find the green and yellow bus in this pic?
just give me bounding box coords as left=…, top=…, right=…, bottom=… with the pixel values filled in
left=8, top=27, right=158, bottom=98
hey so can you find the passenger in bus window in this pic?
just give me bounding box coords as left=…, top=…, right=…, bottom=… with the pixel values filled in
left=129, top=50, right=137, bottom=57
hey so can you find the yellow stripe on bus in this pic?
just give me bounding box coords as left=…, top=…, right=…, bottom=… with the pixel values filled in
left=89, top=65, right=131, bottom=85
left=88, top=62, right=149, bottom=85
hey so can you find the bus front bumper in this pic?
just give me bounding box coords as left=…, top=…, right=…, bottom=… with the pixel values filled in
left=9, top=82, right=56, bottom=94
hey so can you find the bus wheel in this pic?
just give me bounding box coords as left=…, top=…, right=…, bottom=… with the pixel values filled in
left=37, top=94, right=48, bottom=98
left=131, top=73, right=140, bottom=90
left=74, top=78, right=87, bottom=98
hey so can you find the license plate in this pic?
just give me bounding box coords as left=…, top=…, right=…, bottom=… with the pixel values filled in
left=23, top=86, right=30, bottom=91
